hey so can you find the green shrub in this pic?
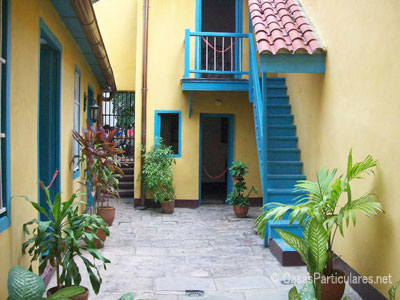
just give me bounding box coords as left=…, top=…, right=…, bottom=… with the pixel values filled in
left=226, top=161, right=257, bottom=206
left=140, top=140, right=176, bottom=203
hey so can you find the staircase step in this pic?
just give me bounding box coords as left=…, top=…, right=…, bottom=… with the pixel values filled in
left=269, top=238, right=305, bottom=266
left=119, top=181, right=134, bottom=189
left=267, top=188, right=304, bottom=204
left=267, top=114, right=293, bottom=125
left=268, top=125, right=296, bottom=137
left=119, top=189, right=134, bottom=197
left=120, top=175, right=134, bottom=182
left=267, top=104, right=291, bottom=115
left=267, top=136, right=298, bottom=148
left=121, top=162, right=134, bottom=168
left=267, top=148, right=300, bottom=161
left=267, top=161, right=303, bottom=174
left=267, top=219, right=303, bottom=241
left=121, top=168, right=134, bottom=175
left=267, top=174, right=306, bottom=188
left=267, top=95, right=289, bottom=105
left=266, top=77, right=286, bottom=86
left=267, top=85, right=287, bottom=95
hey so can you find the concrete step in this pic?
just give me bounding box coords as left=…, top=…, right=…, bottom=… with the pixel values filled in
left=119, top=189, right=134, bottom=197
left=119, top=181, right=134, bottom=190
left=121, top=168, right=134, bottom=175
left=120, top=175, right=134, bottom=182
left=269, top=238, right=305, bottom=266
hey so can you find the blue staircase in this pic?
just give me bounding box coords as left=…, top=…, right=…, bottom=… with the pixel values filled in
left=248, top=34, right=305, bottom=266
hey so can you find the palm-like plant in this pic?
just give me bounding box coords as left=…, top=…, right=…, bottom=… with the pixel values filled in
left=21, top=183, right=110, bottom=294
left=255, top=149, right=383, bottom=275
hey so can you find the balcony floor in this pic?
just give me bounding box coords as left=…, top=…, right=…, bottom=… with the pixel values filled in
left=181, top=78, right=249, bottom=92
left=49, top=199, right=363, bottom=299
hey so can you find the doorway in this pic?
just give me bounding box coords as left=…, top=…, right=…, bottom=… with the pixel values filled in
left=200, top=0, right=239, bottom=78
left=199, top=114, right=234, bottom=205
left=38, top=21, right=61, bottom=220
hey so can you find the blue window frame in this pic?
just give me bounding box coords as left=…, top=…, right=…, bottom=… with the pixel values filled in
left=154, top=110, right=182, bottom=158
left=72, top=66, right=81, bottom=179
left=0, top=0, right=11, bottom=232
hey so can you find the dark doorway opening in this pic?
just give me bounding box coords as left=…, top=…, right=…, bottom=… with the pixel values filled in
left=38, top=34, right=61, bottom=221
left=201, top=116, right=230, bottom=204
left=201, top=0, right=236, bottom=78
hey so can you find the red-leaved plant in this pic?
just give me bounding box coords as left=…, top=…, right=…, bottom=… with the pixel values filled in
left=72, top=120, right=125, bottom=208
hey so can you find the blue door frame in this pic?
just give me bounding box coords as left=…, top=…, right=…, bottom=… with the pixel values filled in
left=86, top=84, right=94, bottom=207
left=37, top=19, right=62, bottom=220
left=199, top=113, right=234, bottom=206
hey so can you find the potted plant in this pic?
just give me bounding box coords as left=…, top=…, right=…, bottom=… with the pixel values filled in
left=72, top=120, right=125, bottom=226
left=256, top=150, right=383, bottom=300
left=20, top=182, right=110, bottom=299
left=140, top=140, right=176, bottom=214
left=226, top=161, right=257, bottom=218
left=7, top=266, right=85, bottom=300
left=96, top=167, right=122, bottom=226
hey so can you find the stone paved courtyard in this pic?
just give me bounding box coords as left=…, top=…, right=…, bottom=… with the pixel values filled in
left=50, top=199, right=362, bottom=299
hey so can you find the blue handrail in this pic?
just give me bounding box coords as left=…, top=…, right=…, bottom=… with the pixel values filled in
left=184, top=29, right=249, bottom=78
left=249, top=32, right=268, bottom=202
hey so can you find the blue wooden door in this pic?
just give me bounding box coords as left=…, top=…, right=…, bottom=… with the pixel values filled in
left=38, top=46, right=61, bottom=220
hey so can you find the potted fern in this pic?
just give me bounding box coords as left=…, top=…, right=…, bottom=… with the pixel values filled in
left=226, top=161, right=257, bottom=218
left=20, top=183, right=110, bottom=299
left=140, top=140, right=176, bottom=214
left=256, top=150, right=383, bottom=300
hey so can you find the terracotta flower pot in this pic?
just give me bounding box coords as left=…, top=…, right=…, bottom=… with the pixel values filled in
left=321, top=269, right=347, bottom=300
left=97, top=206, right=116, bottom=226
left=233, top=205, right=249, bottom=218
left=47, top=286, right=89, bottom=300
left=94, top=227, right=107, bottom=249
left=161, top=200, right=175, bottom=214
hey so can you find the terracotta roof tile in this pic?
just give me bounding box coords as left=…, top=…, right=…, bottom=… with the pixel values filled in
left=249, top=0, right=325, bottom=55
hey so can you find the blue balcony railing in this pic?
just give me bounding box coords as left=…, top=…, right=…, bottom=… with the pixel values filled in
left=184, top=29, right=249, bottom=79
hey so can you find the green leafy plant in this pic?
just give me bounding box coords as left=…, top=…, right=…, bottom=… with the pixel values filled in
left=389, top=280, right=400, bottom=300
left=7, top=266, right=85, bottom=300
left=226, top=161, right=257, bottom=206
left=255, top=149, right=383, bottom=275
left=98, top=166, right=122, bottom=207
left=278, top=219, right=328, bottom=299
left=112, top=92, right=135, bottom=129
left=21, top=183, right=110, bottom=294
left=72, top=120, right=125, bottom=208
left=289, top=280, right=318, bottom=300
left=140, top=140, right=176, bottom=203
left=118, top=293, right=134, bottom=300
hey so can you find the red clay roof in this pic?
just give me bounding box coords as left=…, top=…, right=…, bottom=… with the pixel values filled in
left=249, top=0, right=325, bottom=55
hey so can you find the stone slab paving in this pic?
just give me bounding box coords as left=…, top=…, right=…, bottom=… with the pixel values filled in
left=49, top=199, right=363, bottom=299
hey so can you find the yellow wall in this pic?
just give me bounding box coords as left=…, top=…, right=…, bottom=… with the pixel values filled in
left=283, top=0, right=400, bottom=295
left=94, top=0, right=137, bottom=91
left=133, top=0, right=262, bottom=201
left=0, top=0, right=101, bottom=298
